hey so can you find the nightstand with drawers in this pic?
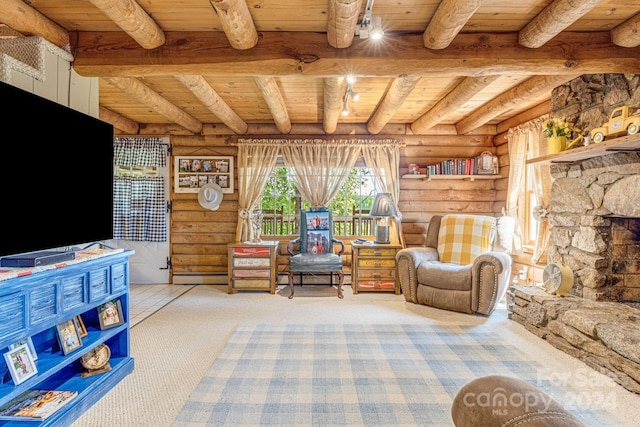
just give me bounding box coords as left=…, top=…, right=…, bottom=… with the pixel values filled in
left=227, top=241, right=279, bottom=294
left=351, top=242, right=402, bottom=294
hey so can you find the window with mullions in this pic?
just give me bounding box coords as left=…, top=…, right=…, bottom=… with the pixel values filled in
left=259, top=165, right=376, bottom=236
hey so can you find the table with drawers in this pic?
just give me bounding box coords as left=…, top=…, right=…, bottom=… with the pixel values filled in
left=351, top=242, right=402, bottom=294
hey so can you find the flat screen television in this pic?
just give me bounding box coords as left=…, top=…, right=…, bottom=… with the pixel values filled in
left=0, top=81, right=114, bottom=261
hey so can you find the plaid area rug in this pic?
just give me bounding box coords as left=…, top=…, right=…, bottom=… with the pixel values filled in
left=173, top=324, right=619, bottom=426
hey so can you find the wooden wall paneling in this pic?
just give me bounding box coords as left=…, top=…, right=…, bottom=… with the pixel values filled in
left=170, top=137, right=238, bottom=278
left=399, top=133, right=500, bottom=247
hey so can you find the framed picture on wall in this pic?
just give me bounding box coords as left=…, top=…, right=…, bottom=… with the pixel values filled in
left=174, top=156, right=234, bottom=194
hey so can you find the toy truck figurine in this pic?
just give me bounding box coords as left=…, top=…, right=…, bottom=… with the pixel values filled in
left=590, top=105, right=640, bottom=143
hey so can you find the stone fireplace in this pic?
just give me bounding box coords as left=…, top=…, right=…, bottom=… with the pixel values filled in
left=506, top=74, right=640, bottom=395
left=547, top=152, right=640, bottom=304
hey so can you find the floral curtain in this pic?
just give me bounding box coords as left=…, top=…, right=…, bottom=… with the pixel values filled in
left=112, top=137, right=167, bottom=242
left=235, top=140, right=280, bottom=242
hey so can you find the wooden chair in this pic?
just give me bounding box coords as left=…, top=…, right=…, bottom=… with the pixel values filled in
left=287, top=208, right=345, bottom=299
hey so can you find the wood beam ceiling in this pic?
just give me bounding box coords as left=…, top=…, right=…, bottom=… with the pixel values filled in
left=209, top=0, right=258, bottom=50
left=423, top=0, right=482, bottom=49
left=0, top=0, right=68, bottom=48
left=4, top=0, right=640, bottom=135
left=519, top=0, right=607, bottom=49
left=102, top=76, right=203, bottom=134
left=175, top=74, right=248, bottom=134
left=70, top=31, right=640, bottom=77
left=86, top=0, right=165, bottom=49
left=367, top=75, right=421, bottom=134
left=411, top=76, right=499, bottom=134
left=327, top=0, right=362, bottom=49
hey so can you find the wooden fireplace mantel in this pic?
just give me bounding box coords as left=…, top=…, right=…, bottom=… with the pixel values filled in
left=527, top=134, right=640, bottom=165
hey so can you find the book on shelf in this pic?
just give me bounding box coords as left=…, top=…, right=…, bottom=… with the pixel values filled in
left=0, top=389, right=78, bottom=421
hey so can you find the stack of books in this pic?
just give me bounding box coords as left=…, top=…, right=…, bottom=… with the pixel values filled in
left=0, top=390, right=77, bottom=421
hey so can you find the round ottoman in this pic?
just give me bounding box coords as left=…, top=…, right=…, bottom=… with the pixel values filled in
left=451, top=375, right=585, bottom=427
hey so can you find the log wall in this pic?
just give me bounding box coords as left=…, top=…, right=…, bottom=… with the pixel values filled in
left=169, top=130, right=519, bottom=283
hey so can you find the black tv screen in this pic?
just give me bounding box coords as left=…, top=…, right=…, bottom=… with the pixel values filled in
left=0, top=81, right=114, bottom=259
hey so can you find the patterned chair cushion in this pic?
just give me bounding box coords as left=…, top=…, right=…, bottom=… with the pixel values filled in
left=437, top=215, right=495, bottom=265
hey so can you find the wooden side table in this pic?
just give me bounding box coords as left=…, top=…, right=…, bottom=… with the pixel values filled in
left=227, top=241, right=279, bottom=294
left=351, top=242, right=402, bottom=294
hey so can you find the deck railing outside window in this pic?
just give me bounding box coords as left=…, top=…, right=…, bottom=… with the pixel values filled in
left=260, top=165, right=375, bottom=237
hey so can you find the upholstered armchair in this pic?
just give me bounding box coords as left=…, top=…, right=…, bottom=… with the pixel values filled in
left=287, top=208, right=345, bottom=299
left=396, top=214, right=514, bottom=315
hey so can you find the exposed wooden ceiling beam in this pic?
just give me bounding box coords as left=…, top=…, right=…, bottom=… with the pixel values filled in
left=175, top=74, right=247, bottom=134
left=327, top=0, right=362, bottom=48
left=103, top=77, right=203, bottom=133
left=367, top=75, right=421, bottom=134
left=423, top=0, right=482, bottom=49
left=411, top=75, right=499, bottom=134
left=86, top=0, right=165, bottom=49
left=99, top=106, right=140, bottom=134
left=209, top=0, right=258, bottom=50
left=323, top=77, right=346, bottom=134
left=455, top=74, right=578, bottom=134
left=611, top=12, right=640, bottom=48
left=0, top=0, right=69, bottom=48
left=518, top=0, right=605, bottom=48
left=70, top=31, right=640, bottom=77
left=253, top=76, right=292, bottom=134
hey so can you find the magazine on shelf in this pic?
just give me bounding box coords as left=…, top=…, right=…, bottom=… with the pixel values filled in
left=0, top=389, right=78, bottom=421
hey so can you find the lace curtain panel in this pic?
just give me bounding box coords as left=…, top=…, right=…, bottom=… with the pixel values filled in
left=112, top=137, right=167, bottom=241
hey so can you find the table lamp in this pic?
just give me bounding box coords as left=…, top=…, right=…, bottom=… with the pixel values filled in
left=369, top=193, right=397, bottom=244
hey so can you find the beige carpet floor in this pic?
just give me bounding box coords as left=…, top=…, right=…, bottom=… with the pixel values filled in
left=71, top=284, right=640, bottom=427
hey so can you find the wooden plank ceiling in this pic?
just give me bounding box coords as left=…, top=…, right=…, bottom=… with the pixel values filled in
left=1, top=0, right=640, bottom=136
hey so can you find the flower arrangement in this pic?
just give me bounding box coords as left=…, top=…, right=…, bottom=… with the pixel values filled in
left=542, top=117, right=580, bottom=138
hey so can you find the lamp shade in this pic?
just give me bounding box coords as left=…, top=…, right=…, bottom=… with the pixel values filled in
left=369, top=193, right=397, bottom=217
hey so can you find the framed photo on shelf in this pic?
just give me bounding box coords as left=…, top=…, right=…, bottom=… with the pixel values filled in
left=9, top=337, right=37, bottom=361
left=3, top=343, right=37, bottom=385
left=75, top=315, right=88, bottom=338
left=97, top=299, right=125, bottom=330
left=56, top=319, right=83, bottom=355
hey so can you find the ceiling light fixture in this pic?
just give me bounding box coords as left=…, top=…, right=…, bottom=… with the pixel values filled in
left=342, top=76, right=359, bottom=116
left=356, top=0, right=384, bottom=40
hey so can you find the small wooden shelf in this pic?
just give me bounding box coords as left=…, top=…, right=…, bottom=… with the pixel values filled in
left=426, top=174, right=500, bottom=181
left=527, top=134, right=640, bottom=165
left=401, top=174, right=427, bottom=180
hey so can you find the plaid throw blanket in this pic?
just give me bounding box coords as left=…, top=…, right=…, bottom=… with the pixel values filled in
left=437, top=215, right=495, bottom=264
